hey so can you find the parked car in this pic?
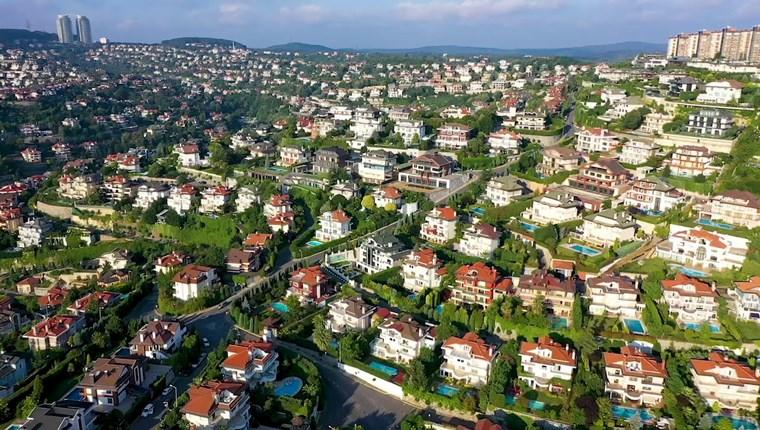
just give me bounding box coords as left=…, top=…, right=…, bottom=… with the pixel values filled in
left=202, top=337, right=210, bottom=347
left=141, top=404, right=154, bottom=417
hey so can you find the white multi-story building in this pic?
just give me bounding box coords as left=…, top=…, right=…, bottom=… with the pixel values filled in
left=129, top=320, right=187, bottom=360
left=488, top=129, right=522, bottom=155
left=58, top=174, right=100, bottom=201
left=604, top=347, right=667, bottom=406
left=575, top=128, right=619, bottom=153
left=456, top=223, right=501, bottom=258
left=686, top=110, right=734, bottom=137
left=696, top=81, right=744, bottom=105
left=355, top=235, right=409, bottom=274
left=326, top=297, right=376, bottom=333
left=315, top=209, right=352, bottom=242
left=394, top=119, right=425, bottom=146
left=17, top=218, right=51, bottom=248
left=691, top=352, right=760, bottom=411
left=358, top=151, right=396, bottom=184
left=440, top=333, right=497, bottom=387
left=586, top=275, right=644, bottom=318
left=730, top=276, right=760, bottom=323
left=350, top=117, right=384, bottom=143
left=173, top=265, right=217, bottom=301
left=102, top=175, right=133, bottom=203
left=372, top=187, right=403, bottom=209
left=167, top=184, right=196, bottom=215
left=665, top=146, right=719, bottom=177
left=519, top=337, right=577, bottom=393
left=661, top=273, right=719, bottom=324
left=485, top=176, right=525, bottom=207
left=623, top=176, right=685, bottom=214
left=199, top=186, right=232, bottom=214
left=698, top=190, right=760, bottom=229
left=175, top=143, right=205, bottom=168
left=402, top=248, right=446, bottom=293
left=263, top=194, right=292, bottom=218
left=277, top=146, right=310, bottom=167
left=639, top=112, right=674, bottom=135
left=182, top=381, right=250, bottom=430
left=620, top=140, right=660, bottom=165
left=581, top=209, right=637, bottom=247
left=420, top=207, right=458, bottom=244
left=656, top=225, right=749, bottom=272
left=370, top=316, right=436, bottom=364
left=134, top=183, right=170, bottom=209
left=221, top=341, right=279, bottom=386
left=436, top=123, right=472, bottom=150
left=522, top=192, right=581, bottom=225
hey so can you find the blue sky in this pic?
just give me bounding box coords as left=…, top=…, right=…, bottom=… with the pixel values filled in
left=2, top=0, right=759, bottom=48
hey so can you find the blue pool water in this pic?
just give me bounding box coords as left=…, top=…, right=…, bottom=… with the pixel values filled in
left=472, top=207, right=486, bottom=216
left=369, top=361, right=399, bottom=377
left=436, top=304, right=444, bottom=314
left=612, top=405, right=654, bottom=421
left=552, top=317, right=569, bottom=329
left=520, top=222, right=539, bottom=232
left=698, top=218, right=734, bottom=230
left=528, top=400, right=546, bottom=411
left=272, top=302, right=290, bottom=313
left=306, top=240, right=323, bottom=247
left=625, top=319, right=647, bottom=335
left=567, top=243, right=602, bottom=257
left=672, top=265, right=710, bottom=278
left=684, top=322, right=721, bottom=333
left=505, top=395, right=517, bottom=405
left=6, top=425, right=22, bottom=430
left=274, top=377, right=303, bottom=397
left=436, top=384, right=460, bottom=397
left=714, top=416, right=758, bottom=430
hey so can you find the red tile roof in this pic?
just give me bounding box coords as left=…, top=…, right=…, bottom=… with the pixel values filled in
left=183, top=380, right=246, bottom=417
left=443, top=332, right=496, bottom=362
left=173, top=264, right=214, bottom=284
left=691, top=352, right=760, bottom=387
left=520, top=336, right=577, bottom=366
left=661, top=273, right=716, bottom=297
left=603, top=347, right=667, bottom=378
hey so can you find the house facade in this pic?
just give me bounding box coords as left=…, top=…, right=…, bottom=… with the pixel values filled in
left=371, top=316, right=435, bottom=364
left=519, top=337, right=577, bottom=393
left=623, top=176, right=685, bottom=214
left=440, top=333, right=497, bottom=387
left=604, top=347, right=667, bottom=406
left=452, top=262, right=512, bottom=307
left=522, top=192, right=581, bottom=225
left=581, top=209, right=637, bottom=247
left=326, top=297, right=376, bottom=333
left=661, top=274, right=718, bottom=324
left=690, top=352, right=760, bottom=411
left=655, top=225, right=748, bottom=272
left=698, top=190, right=760, bottom=229
left=516, top=270, right=576, bottom=319
left=420, top=207, right=458, bottom=244
left=221, top=341, right=279, bottom=387
left=587, top=275, right=644, bottom=318
left=402, top=248, right=446, bottom=293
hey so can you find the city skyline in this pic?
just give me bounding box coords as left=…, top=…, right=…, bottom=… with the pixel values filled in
left=3, top=0, right=759, bottom=49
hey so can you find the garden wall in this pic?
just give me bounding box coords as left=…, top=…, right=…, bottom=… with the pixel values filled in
left=336, top=362, right=404, bottom=399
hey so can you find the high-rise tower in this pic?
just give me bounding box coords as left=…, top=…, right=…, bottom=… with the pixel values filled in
left=76, top=15, right=92, bottom=44
left=56, top=15, right=73, bottom=43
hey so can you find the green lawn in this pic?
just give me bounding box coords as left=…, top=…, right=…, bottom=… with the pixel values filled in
left=152, top=215, right=238, bottom=248
left=665, top=176, right=714, bottom=195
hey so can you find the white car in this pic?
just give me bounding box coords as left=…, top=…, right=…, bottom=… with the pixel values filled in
left=202, top=338, right=210, bottom=347
left=141, top=404, right=154, bottom=417
left=162, top=387, right=172, bottom=396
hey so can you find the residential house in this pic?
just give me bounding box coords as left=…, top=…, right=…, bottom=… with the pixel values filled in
left=587, top=275, right=644, bottom=318
left=0, top=354, right=28, bottom=398
left=356, top=235, right=410, bottom=274
left=686, top=110, right=734, bottom=137
left=394, top=119, right=426, bottom=146
left=20, top=148, right=41, bottom=163
left=79, top=357, right=145, bottom=409
left=402, top=248, right=446, bottom=293
left=167, top=184, right=197, bottom=215
left=315, top=209, right=352, bottom=242
left=440, top=332, right=497, bottom=387
left=331, top=181, right=360, bottom=200
left=488, top=129, right=522, bottom=155
left=371, top=315, right=436, bottom=363
left=221, top=341, right=279, bottom=386
left=182, top=381, right=250, bottom=430
left=696, top=81, right=744, bottom=104
left=358, top=150, right=396, bottom=184
left=155, top=251, right=190, bottom=274
left=421, top=207, right=458, bottom=245
left=452, top=262, right=512, bottom=307
left=581, top=209, right=637, bottom=247
left=67, top=291, right=121, bottom=315
left=730, top=277, right=760, bottom=323
left=604, top=347, right=667, bottom=406
left=485, top=176, right=525, bottom=207
left=173, top=265, right=218, bottom=301
left=398, top=152, right=456, bottom=189
left=226, top=248, right=264, bottom=273
left=655, top=225, right=749, bottom=272
left=516, top=270, right=576, bottom=319
left=569, top=158, right=631, bottom=197
left=698, top=190, right=760, bottom=229
left=456, top=223, right=501, bottom=258
left=640, top=112, right=674, bottom=135
left=522, top=192, right=581, bottom=225
left=575, top=128, right=619, bottom=153
left=17, top=218, right=51, bottom=249
left=0, top=208, right=22, bottom=233
left=690, top=352, right=760, bottom=411
left=134, top=183, right=170, bottom=209
left=199, top=186, right=232, bottom=214
left=287, top=265, right=332, bottom=305
left=313, top=147, right=348, bottom=175
left=620, top=140, right=660, bottom=165
left=98, top=249, right=130, bottom=270
left=514, top=112, right=547, bottom=130
left=372, top=187, right=403, bottom=210
left=58, top=174, right=100, bottom=201
left=21, top=400, right=95, bottom=430
left=436, top=123, right=473, bottom=150
left=101, top=175, right=133, bottom=203
left=662, top=274, right=718, bottom=325
left=263, top=194, right=292, bottom=218
left=129, top=320, right=187, bottom=359
left=538, top=146, right=581, bottom=177
left=326, top=297, right=376, bottom=333
left=623, top=176, right=685, bottom=214
left=665, top=146, right=719, bottom=177
left=278, top=145, right=310, bottom=167
left=519, top=337, right=577, bottom=392
left=175, top=143, right=204, bottom=167
left=23, top=315, right=85, bottom=351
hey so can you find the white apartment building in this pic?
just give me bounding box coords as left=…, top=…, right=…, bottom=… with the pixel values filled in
left=665, top=146, right=719, bottom=177
left=656, top=225, right=749, bottom=272
left=394, top=119, right=425, bottom=146
left=263, top=194, right=292, bottom=218
left=696, top=81, right=744, bottom=105
left=167, top=184, right=196, bottom=215
left=129, top=320, right=187, bottom=360
left=487, top=129, right=522, bottom=155
left=456, top=223, right=501, bottom=258
left=586, top=275, right=644, bottom=318
left=691, top=352, right=760, bottom=411
left=350, top=117, right=384, bottom=142
left=620, top=140, right=660, bottom=165
left=420, top=207, right=458, bottom=244
left=402, top=248, right=446, bottom=293
left=221, top=341, right=279, bottom=386
left=581, top=209, right=637, bottom=247
left=326, top=297, right=376, bottom=333
left=358, top=151, right=396, bottom=184
left=58, top=174, right=100, bottom=201
left=639, top=112, right=674, bottom=135
left=519, top=337, right=577, bottom=393
left=278, top=146, right=310, bottom=167
left=175, top=143, right=205, bottom=168
left=514, top=112, right=547, bottom=130
left=372, top=187, right=403, bottom=209
left=661, top=273, right=719, bottom=324
left=522, top=192, right=581, bottom=225
left=440, top=333, right=497, bottom=387
left=134, top=183, right=170, bottom=209
left=355, top=235, right=409, bottom=274
left=17, top=218, right=51, bottom=248
left=604, top=347, right=667, bottom=406
left=315, top=209, right=352, bottom=242
left=698, top=190, right=760, bottom=229
left=102, top=176, right=133, bottom=203
left=686, top=110, right=734, bottom=137
left=485, top=176, right=525, bottom=207
left=182, top=381, right=250, bottom=430
left=233, top=186, right=259, bottom=214
left=623, top=176, right=685, bottom=214
left=575, top=128, right=619, bottom=153
left=436, top=123, right=472, bottom=150
left=199, top=186, right=232, bottom=214
left=173, top=265, right=217, bottom=301
left=370, top=316, right=436, bottom=364
left=730, top=277, right=760, bottom=323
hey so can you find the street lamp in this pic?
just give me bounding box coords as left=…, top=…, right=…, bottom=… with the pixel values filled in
left=168, top=384, right=178, bottom=405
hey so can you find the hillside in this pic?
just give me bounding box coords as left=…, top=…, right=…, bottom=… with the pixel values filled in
left=265, top=42, right=333, bottom=53
left=0, top=29, right=57, bottom=45
left=162, top=37, right=246, bottom=48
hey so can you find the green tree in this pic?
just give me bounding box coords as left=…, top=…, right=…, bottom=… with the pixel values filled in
left=19, top=376, right=43, bottom=417
left=361, top=195, right=376, bottom=210
left=312, top=314, right=332, bottom=352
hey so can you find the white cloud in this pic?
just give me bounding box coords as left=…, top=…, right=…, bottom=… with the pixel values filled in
left=218, top=2, right=253, bottom=24
left=279, top=4, right=327, bottom=24
left=395, top=0, right=565, bottom=21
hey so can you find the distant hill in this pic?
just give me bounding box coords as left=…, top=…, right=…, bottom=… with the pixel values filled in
left=162, top=37, right=246, bottom=48
left=266, top=40, right=665, bottom=61
left=0, top=29, right=57, bottom=45
left=265, top=42, right=333, bottom=53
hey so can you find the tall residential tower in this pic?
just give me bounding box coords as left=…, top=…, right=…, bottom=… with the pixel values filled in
left=56, top=15, right=73, bottom=43
left=76, top=15, right=92, bottom=44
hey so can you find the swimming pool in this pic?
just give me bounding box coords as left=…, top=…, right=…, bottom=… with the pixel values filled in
left=369, top=361, right=399, bottom=377
left=471, top=207, right=486, bottom=216
left=272, top=302, right=290, bottom=313
left=684, top=322, right=721, bottom=333
left=671, top=265, right=710, bottom=278
left=306, top=240, right=323, bottom=247
left=713, top=416, right=758, bottom=430
left=274, top=377, right=303, bottom=397
left=698, top=218, right=734, bottom=230
left=612, top=405, right=654, bottom=421
left=624, top=319, right=647, bottom=335
left=436, top=304, right=444, bottom=314
left=267, top=166, right=289, bottom=173
left=552, top=317, right=569, bottom=329
left=528, top=400, right=545, bottom=411
left=64, top=389, right=85, bottom=401
left=520, top=222, right=539, bottom=232
left=436, top=383, right=460, bottom=397
left=566, top=243, right=602, bottom=257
